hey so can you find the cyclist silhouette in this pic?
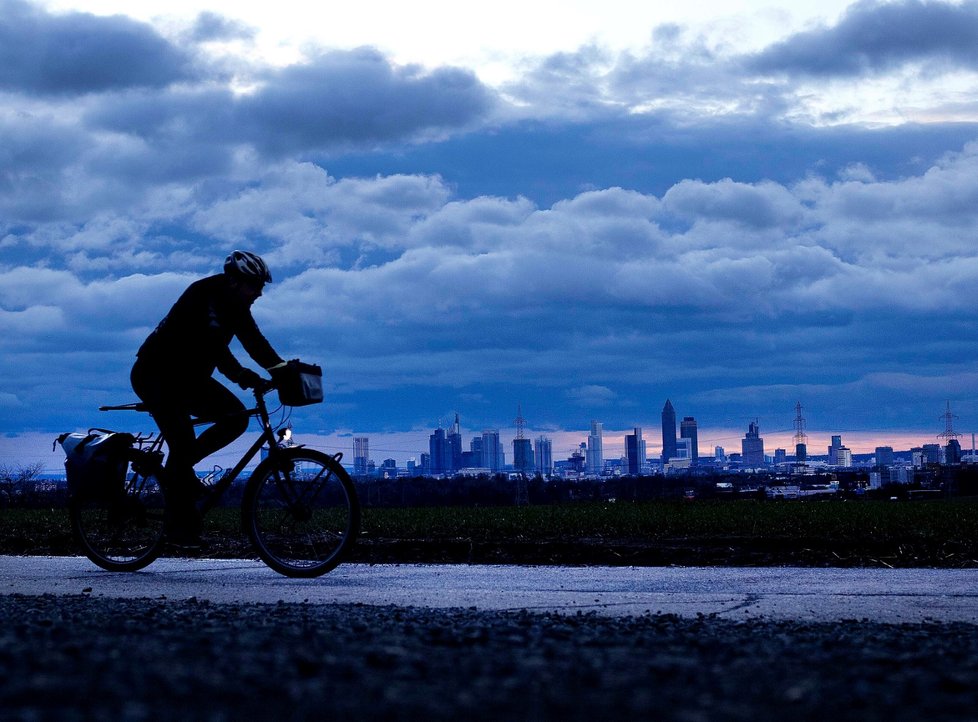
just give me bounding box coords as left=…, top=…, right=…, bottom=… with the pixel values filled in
left=130, top=251, right=285, bottom=546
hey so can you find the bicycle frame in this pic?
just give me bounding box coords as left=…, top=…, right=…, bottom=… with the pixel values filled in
left=100, top=386, right=289, bottom=513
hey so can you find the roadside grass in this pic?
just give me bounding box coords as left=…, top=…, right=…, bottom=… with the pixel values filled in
left=7, top=499, right=978, bottom=552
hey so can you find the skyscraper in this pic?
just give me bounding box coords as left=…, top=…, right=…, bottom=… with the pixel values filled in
left=534, top=436, right=553, bottom=476
left=428, top=427, right=448, bottom=475
left=447, top=413, right=463, bottom=473
left=680, top=416, right=698, bottom=465
left=741, top=421, right=765, bottom=466
left=661, top=400, right=677, bottom=463
left=587, top=420, right=604, bottom=475
left=353, top=437, right=369, bottom=476
left=482, top=430, right=503, bottom=472
left=513, top=438, right=533, bottom=473
left=626, top=427, right=644, bottom=475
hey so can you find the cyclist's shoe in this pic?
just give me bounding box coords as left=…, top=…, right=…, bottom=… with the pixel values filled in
left=130, top=448, right=164, bottom=476
left=164, top=499, right=203, bottom=551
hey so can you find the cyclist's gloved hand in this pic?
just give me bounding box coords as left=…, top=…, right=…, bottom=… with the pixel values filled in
left=237, top=368, right=267, bottom=390
left=269, top=359, right=298, bottom=384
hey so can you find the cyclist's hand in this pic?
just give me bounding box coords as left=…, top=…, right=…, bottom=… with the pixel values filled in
left=237, top=368, right=268, bottom=391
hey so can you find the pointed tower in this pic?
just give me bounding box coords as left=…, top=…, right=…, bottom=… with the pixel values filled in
left=661, top=400, right=677, bottom=463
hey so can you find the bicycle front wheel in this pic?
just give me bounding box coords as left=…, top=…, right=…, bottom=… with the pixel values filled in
left=243, top=448, right=361, bottom=577
left=69, top=465, right=166, bottom=572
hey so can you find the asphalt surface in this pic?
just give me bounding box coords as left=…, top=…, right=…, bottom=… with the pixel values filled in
left=3, top=555, right=978, bottom=622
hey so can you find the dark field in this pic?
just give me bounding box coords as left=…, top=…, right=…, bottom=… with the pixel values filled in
left=5, top=499, right=978, bottom=566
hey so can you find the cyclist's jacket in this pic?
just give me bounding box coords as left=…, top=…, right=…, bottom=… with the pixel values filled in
left=136, top=274, right=283, bottom=384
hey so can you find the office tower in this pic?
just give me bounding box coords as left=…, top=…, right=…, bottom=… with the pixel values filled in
left=875, top=446, right=894, bottom=467
left=470, top=436, right=484, bottom=467
left=353, top=437, right=369, bottom=476
left=447, top=413, right=463, bottom=473
left=661, top=400, right=677, bottom=463
left=482, top=430, right=503, bottom=472
left=828, top=435, right=843, bottom=465
left=774, top=448, right=787, bottom=465
left=587, top=420, right=604, bottom=475
left=534, top=436, right=553, bottom=476
left=626, top=427, right=644, bottom=475
left=715, top=446, right=726, bottom=462
left=512, top=405, right=533, bottom=473
left=429, top=426, right=451, bottom=475
left=946, top=439, right=962, bottom=465
left=680, top=416, right=698, bottom=465
left=513, top=439, right=533, bottom=472
left=741, top=421, right=765, bottom=466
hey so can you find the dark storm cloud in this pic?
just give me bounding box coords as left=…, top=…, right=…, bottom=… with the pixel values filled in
left=747, top=0, right=978, bottom=77
left=236, top=48, right=497, bottom=155
left=0, top=0, right=196, bottom=95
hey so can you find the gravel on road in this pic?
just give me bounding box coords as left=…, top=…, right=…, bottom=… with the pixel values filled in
left=3, top=593, right=978, bottom=721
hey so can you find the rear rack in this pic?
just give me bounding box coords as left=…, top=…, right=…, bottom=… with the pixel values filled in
left=99, top=402, right=151, bottom=413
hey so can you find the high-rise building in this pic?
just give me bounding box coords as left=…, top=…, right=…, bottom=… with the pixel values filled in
left=447, top=413, right=463, bottom=473
left=680, top=416, right=698, bottom=465
left=626, top=427, right=644, bottom=475
left=482, top=430, right=503, bottom=472
left=828, top=435, right=843, bottom=465
left=875, top=446, right=895, bottom=467
left=946, top=439, right=962, bottom=465
left=470, top=436, right=484, bottom=467
left=587, top=420, right=604, bottom=475
left=534, top=436, right=553, bottom=476
left=513, top=438, right=534, bottom=473
left=741, top=421, right=765, bottom=466
left=661, top=401, right=677, bottom=463
left=828, top=435, right=852, bottom=467
left=353, top=437, right=369, bottom=476
left=428, top=427, right=448, bottom=475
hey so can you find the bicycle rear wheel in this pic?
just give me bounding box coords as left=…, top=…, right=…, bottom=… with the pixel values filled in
left=243, top=448, right=360, bottom=577
left=69, top=463, right=166, bottom=572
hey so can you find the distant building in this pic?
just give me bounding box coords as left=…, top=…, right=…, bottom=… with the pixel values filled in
left=626, top=427, right=645, bottom=475
left=353, top=437, right=369, bottom=476
left=827, top=435, right=852, bottom=467
left=875, top=446, right=895, bottom=467
left=534, top=436, right=553, bottom=476
left=946, top=439, right=962, bottom=465
left=428, top=427, right=448, bottom=475
left=482, top=430, right=503, bottom=472
left=922, top=443, right=941, bottom=466
left=447, top=413, right=463, bottom=473
left=680, top=416, right=698, bottom=465
left=587, top=420, right=604, bottom=475
left=741, top=421, right=765, bottom=466
left=513, top=437, right=534, bottom=474
left=661, top=401, right=677, bottom=463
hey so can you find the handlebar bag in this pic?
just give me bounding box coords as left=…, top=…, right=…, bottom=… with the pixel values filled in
left=276, top=361, right=324, bottom=406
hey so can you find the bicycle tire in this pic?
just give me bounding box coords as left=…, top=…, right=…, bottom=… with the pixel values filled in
left=69, top=461, right=166, bottom=572
left=243, top=448, right=360, bottom=577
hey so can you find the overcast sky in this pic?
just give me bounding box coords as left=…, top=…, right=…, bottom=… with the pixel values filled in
left=4, top=0, right=978, bottom=468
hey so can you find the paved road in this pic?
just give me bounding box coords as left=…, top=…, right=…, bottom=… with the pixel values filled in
left=3, top=555, right=978, bottom=622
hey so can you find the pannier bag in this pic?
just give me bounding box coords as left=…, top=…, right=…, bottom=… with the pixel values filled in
left=57, top=430, right=135, bottom=501
left=274, top=360, right=324, bottom=406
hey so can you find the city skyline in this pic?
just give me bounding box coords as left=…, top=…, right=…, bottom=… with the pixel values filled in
left=4, top=1, right=978, bottom=471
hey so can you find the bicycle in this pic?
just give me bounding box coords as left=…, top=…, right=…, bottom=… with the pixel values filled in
left=68, top=381, right=361, bottom=578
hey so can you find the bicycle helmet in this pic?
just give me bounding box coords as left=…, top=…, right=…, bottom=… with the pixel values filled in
left=224, top=250, right=272, bottom=283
